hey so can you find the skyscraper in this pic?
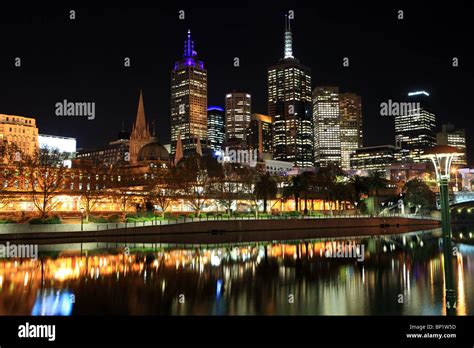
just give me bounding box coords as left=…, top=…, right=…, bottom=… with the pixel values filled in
left=129, top=91, right=154, bottom=164
left=268, top=16, right=313, bottom=167
left=437, top=123, right=467, bottom=166
left=339, top=93, right=363, bottom=170
left=395, top=91, right=436, bottom=162
left=170, top=30, right=208, bottom=158
left=225, top=92, right=251, bottom=142
left=247, top=113, right=273, bottom=159
left=313, top=86, right=341, bottom=167
left=207, top=106, right=225, bottom=153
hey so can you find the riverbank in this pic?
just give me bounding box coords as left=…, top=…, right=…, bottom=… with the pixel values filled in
left=0, top=216, right=440, bottom=244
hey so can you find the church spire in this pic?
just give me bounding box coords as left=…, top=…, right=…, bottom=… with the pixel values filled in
left=283, top=15, right=294, bottom=59
left=131, top=90, right=151, bottom=139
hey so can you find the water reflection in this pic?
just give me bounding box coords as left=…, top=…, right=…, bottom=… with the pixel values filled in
left=0, top=228, right=472, bottom=315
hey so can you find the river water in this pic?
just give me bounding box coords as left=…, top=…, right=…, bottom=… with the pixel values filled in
left=0, top=227, right=472, bottom=315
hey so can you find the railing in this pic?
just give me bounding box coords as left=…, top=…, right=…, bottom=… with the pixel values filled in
left=0, top=212, right=440, bottom=234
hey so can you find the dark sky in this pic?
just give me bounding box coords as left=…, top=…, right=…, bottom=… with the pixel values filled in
left=0, top=2, right=473, bottom=162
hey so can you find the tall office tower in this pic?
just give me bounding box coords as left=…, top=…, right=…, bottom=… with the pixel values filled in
left=170, top=30, right=208, bottom=157
left=437, top=123, right=467, bottom=166
left=339, top=93, right=363, bottom=170
left=313, top=86, right=341, bottom=167
left=268, top=16, right=313, bottom=167
left=0, top=114, right=38, bottom=161
left=207, top=106, right=225, bottom=153
left=394, top=91, right=436, bottom=162
left=225, top=92, right=251, bottom=142
left=247, top=113, right=273, bottom=159
left=129, top=91, right=154, bottom=164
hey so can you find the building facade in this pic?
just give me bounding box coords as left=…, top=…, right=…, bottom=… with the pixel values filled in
left=170, top=30, right=208, bottom=158
left=39, top=134, right=77, bottom=168
left=436, top=123, right=467, bottom=166
left=313, top=87, right=341, bottom=167
left=0, top=114, right=38, bottom=161
left=339, top=93, right=363, bottom=170
left=207, top=106, right=225, bottom=153
left=247, top=113, right=272, bottom=159
left=268, top=17, right=313, bottom=167
left=395, top=91, right=436, bottom=162
left=350, top=145, right=401, bottom=172
left=225, top=93, right=251, bottom=142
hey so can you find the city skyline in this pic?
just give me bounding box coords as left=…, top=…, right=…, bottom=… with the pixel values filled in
left=0, top=4, right=472, bottom=163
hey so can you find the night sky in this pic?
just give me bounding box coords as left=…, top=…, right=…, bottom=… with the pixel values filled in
left=0, top=2, right=473, bottom=162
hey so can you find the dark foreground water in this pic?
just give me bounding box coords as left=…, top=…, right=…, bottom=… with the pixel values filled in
left=0, top=227, right=473, bottom=315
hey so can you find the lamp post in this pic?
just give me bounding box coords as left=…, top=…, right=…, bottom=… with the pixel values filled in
left=354, top=201, right=358, bottom=217
left=422, top=146, right=463, bottom=316
left=80, top=207, right=85, bottom=231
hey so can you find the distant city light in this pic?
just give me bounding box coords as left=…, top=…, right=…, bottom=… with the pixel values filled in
left=408, top=91, right=430, bottom=97
left=208, top=106, right=224, bottom=112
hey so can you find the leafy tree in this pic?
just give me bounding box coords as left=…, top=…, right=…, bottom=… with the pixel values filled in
left=254, top=173, right=278, bottom=213
left=283, top=175, right=303, bottom=212
left=403, top=178, right=435, bottom=214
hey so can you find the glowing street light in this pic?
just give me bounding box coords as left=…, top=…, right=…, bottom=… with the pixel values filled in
left=80, top=207, right=85, bottom=232
left=422, top=146, right=463, bottom=316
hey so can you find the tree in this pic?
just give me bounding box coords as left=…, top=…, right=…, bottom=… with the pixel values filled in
left=240, top=166, right=260, bottom=217
left=25, top=148, right=66, bottom=219
left=365, top=171, right=388, bottom=213
left=283, top=175, right=303, bottom=212
left=148, top=168, right=176, bottom=218
left=0, top=143, right=25, bottom=210
left=215, top=163, right=240, bottom=216
left=403, top=178, right=435, bottom=214
left=349, top=174, right=369, bottom=205
left=254, top=173, right=278, bottom=214
left=80, top=185, right=105, bottom=222
left=366, top=171, right=388, bottom=197
left=314, top=165, right=342, bottom=215
left=175, top=154, right=218, bottom=216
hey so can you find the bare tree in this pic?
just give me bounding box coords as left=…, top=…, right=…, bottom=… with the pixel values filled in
left=148, top=168, right=176, bottom=217
left=0, top=143, right=24, bottom=210
left=25, top=147, right=66, bottom=219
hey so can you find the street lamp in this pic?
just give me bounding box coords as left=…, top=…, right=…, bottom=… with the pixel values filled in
left=80, top=207, right=85, bottom=231
left=422, top=146, right=463, bottom=316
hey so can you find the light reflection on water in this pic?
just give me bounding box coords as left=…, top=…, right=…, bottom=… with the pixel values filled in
left=0, top=228, right=472, bottom=316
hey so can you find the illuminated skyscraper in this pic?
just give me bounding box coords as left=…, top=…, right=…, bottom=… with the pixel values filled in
left=313, top=86, right=341, bottom=167
left=170, top=30, right=208, bottom=158
left=437, top=123, right=467, bottom=166
left=339, top=93, right=363, bottom=170
left=268, top=16, right=313, bottom=167
left=395, top=91, right=436, bottom=162
left=247, top=113, right=273, bottom=159
left=207, top=106, right=225, bottom=153
left=225, top=92, right=251, bottom=142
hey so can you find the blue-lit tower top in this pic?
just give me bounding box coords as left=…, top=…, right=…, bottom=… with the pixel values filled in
left=174, top=29, right=204, bottom=71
